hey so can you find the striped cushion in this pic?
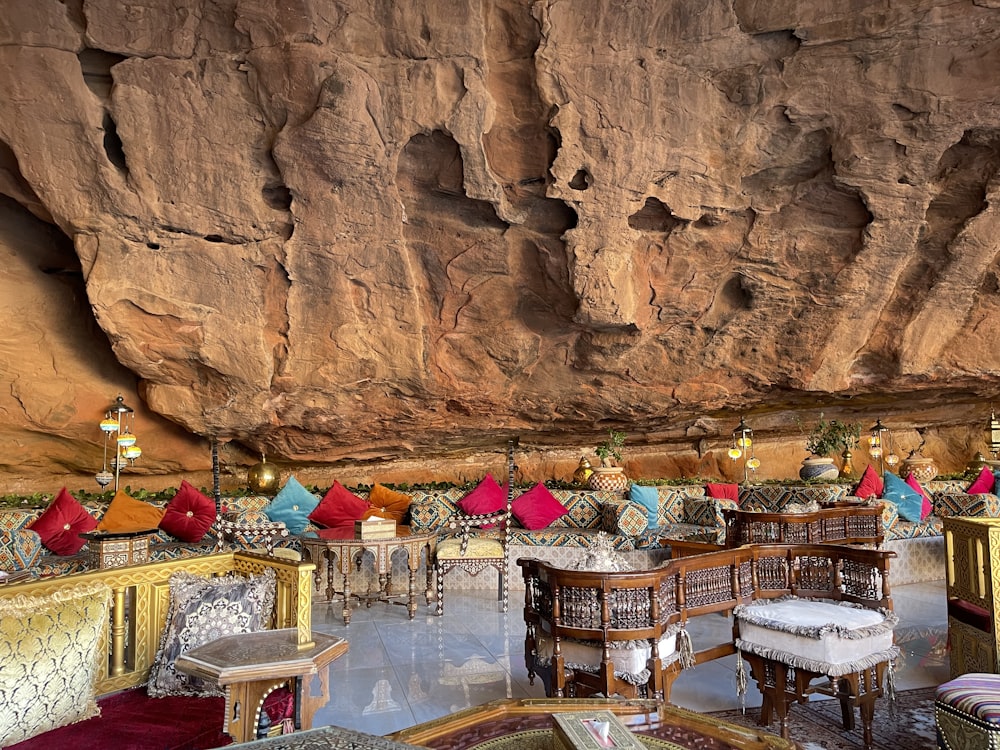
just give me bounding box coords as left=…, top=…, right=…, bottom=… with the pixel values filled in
left=936, top=673, right=1000, bottom=724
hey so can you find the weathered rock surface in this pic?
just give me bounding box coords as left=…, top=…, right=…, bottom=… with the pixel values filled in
left=0, top=0, right=999, bottom=492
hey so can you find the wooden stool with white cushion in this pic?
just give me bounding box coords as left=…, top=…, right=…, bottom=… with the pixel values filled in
left=734, top=595, right=899, bottom=750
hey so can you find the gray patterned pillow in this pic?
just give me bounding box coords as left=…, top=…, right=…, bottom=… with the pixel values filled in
left=147, top=568, right=276, bottom=697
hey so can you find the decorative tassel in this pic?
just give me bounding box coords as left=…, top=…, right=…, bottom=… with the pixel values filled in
left=677, top=628, right=695, bottom=670
left=886, top=657, right=898, bottom=720
left=735, top=649, right=748, bottom=713
left=281, top=718, right=295, bottom=734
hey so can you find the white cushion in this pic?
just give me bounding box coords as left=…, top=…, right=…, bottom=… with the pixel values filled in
left=536, top=628, right=678, bottom=677
left=734, top=597, right=897, bottom=675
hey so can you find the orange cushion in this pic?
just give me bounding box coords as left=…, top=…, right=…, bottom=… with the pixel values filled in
left=362, top=484, right=412, bottom=524
left=98, top=490, right=165, bottom=532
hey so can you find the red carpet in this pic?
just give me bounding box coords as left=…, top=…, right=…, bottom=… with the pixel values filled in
left=8, top=687, right=232, bottom=750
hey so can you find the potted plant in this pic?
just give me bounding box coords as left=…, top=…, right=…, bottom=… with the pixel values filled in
left=589, top=429, right=629, bottom=493
left=801, top=416, right=862, bottom=480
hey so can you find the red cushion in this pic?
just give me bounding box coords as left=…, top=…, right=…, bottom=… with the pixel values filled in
left=458, top=474, right=507, bottom=516
left=159, top=481, right=217, bottom=543
left=852, top=465, right=883, bottom=500
left=511, top=484, right=568, bottom=530
left=904, top=472, right=933, bottom=520
left=967, top=465, right=996, bottom=495
left=308, top=482, right=370, bottom=528
left=28, top=487, right=98, bottom=555
left=705, top=483, right=740, bottom=504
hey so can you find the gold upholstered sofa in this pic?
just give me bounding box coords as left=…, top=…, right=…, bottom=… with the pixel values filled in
left=0, top=550, right=314, bottom=746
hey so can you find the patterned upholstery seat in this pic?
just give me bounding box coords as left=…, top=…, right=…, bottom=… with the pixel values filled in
left=936, top=673, right=1000, bottom=749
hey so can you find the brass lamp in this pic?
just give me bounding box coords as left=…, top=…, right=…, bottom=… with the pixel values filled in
left=729, top=416, right=759, bottom=484
left=96, top=394, right=141, bottom=492
left=868, top=419, right=898, bottom=475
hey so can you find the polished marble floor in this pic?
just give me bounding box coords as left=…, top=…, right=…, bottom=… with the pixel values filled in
left=309, top=578, right=951, bottom=737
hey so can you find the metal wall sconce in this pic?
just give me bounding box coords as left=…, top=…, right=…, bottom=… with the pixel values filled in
left=728, top=416, right=760, bottom=483
left=96, top=394, right=141, bottom=492
left=868, top=419, right=898, bottom=475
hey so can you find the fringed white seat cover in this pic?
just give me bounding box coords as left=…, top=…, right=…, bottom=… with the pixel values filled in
left=734, top=596, right=899, bottom=675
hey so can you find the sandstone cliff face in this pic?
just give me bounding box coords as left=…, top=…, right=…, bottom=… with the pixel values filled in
left=0, top=0, right=999, bottom=492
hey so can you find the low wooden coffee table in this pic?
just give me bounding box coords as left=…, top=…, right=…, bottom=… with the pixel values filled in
left=173, top=628, right=348, bottom=743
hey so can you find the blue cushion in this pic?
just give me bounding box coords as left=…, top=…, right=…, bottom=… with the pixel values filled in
left=264, top=476, right=320, bottom=534
left=630, top=484, right=659, bottom=529
left=882, top=472, right=924, bottom=523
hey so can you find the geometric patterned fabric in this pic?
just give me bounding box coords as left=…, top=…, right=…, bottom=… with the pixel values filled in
left=0, top=581, right=112, bottom=746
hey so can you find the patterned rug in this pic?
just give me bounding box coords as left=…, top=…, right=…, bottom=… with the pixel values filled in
left=703, top=687, right=938, bottom=750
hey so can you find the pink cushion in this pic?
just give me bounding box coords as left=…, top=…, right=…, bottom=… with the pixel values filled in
left=967, top=465, right=995, bottom=495
left=511, top=484, right=568, bottom=530
left=159, top=481, right=217, bottom=543
left=706, top=483, right=740, bottom=504
left=28, top=487, right=98, bottom=556
left=458, top=474, right=507, bottom=516
left=904, top=472, right=934, bottom=520
left=853, top=465, right=883, bottom=500
left=308, top=482, right=370, bottom=529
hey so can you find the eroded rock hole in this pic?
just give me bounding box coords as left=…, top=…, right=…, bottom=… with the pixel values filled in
left=628, top=197, right=685, bottom=233
left=101, top=112, right=128, bottom=174
left=569, top=169, right=590, bottom=190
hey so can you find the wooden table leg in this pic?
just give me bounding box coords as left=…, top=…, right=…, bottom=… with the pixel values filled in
left=324, top=552, right=336, bottom=603
left=300, top=663, right=332, bottom=731
left=425, top=541, right=435, bottom=605
left=342, top=569, right=352, bottom=624
left=408, top=565, right=417, bottom=619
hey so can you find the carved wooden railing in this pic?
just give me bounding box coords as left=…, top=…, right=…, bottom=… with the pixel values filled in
left=0, top=551, right=314, bottom=696
left=723, top=505, right=885, bottom=548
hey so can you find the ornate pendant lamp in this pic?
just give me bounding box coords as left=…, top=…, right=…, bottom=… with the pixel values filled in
left=96, top=394, right=141, bottom=492
left=729, top=416, right=760, bottom=484
left=868, top=419, right=898, bottom=475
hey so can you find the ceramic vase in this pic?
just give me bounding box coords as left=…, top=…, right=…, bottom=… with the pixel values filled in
left=798, top=456, right=840, bottom=482
left=588, top=467, right=629, bottom=493
left=900, top=455, right=938, bottom=482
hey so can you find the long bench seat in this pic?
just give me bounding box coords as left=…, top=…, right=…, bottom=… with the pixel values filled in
left=0, top=550, right=314, bottom=747
left=3, top=478, right=991, bottom=585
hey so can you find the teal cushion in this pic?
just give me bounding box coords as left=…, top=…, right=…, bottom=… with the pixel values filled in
left=630, top=484, right=659, bottom=529
left=882, top=472, right=924, bottom=523
left=264, top=476, right=320, bottom=535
